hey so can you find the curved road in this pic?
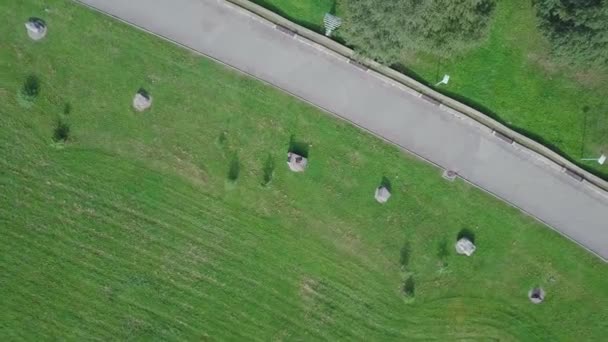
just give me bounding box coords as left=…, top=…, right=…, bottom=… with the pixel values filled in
left=77, top=0, right=608, bottom=260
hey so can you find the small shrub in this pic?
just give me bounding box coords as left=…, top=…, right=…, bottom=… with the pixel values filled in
left=53, top=118, right=70, bottom=143
left=218, top=131, right=228, bottom=145
left=17, top=75, right=40, bottom=107
left=403, top=276, right=415, bottom=297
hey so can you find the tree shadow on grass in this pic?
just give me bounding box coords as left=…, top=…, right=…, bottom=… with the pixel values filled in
left=457, top=228, right=476, bottom=244
left=399, top=241, right=411, bottom=269
left=262, top=153, right=275, bottom=185
left=288, top=135, right=310, bottom=158
left=380, top=176, right=392, bottom=192
left=63, top=102, right=72, bottom=115
left=137, top=87, right=151, bottom=99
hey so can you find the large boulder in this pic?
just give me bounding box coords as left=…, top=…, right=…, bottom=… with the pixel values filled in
left=25, top=18, right=47, bottom=41
left=374, top=186, right=391, bottom=203
left=528, top=287, right=545, bottom=304
left=133, top=90, right=152, bottom=111
left=287, top=152, right=308, bottom=172
left=455, top=238, right=476, bottom=256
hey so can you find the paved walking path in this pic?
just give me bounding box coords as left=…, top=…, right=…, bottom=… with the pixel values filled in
left=78, top=0, right=608, bottom=260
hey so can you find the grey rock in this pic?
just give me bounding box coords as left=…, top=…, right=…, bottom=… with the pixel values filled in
left=374, top=186, right=391, bottom=203
left=25, top=18, right=47, bottom=41
left=528, top=287, right=545, bottom=304
left=287, top=152, right=307, bottom=172
left=455, top=238, right=476, bottom=256
left=133, top=90, right=152, bottom=111
left=442, top=169, right=457, bottom=182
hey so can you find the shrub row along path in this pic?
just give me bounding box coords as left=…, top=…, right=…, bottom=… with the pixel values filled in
left=77, top=0, right=608, bottom=260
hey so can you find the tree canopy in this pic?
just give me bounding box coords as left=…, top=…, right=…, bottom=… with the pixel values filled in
left=341, top=0, right=496, bottom=62
left=535, top=0, right=608, bottom=65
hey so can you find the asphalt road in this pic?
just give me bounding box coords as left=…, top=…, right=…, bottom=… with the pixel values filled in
left=77, top=0, right=608, bottom=260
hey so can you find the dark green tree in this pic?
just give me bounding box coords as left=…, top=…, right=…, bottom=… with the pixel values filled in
left=341, top=0, right=496, bottom=62
left=535, top=0, right=608, bottom=65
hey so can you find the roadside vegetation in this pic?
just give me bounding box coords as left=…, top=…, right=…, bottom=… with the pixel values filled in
left=1, top=0, right=607, bottom=340
left=255, top=0, right=608, bottom=179
left=341, top=0, right=497, bottom=61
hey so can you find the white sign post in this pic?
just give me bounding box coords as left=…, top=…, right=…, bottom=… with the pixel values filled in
left=435, top=74, right=450, bottom=86
left=581, top=154, right=606, bottom=165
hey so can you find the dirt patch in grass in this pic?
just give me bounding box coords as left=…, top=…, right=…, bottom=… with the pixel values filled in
left=527, top=52, right=559, bottom=76
left=300, top=276, right=320, bottom=301
left=572, top=68, right=608, bottom=89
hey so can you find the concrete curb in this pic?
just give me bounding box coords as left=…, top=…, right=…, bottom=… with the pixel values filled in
left=226, top=0, right=608, bottom=195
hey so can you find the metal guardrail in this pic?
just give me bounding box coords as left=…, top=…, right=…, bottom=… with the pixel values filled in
left=225, top=0, right=608, bottom=195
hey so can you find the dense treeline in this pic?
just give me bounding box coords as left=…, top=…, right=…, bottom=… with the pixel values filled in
left=535, top=0, right=608, bottom=65
left=341, top=0, right=497, bottom=62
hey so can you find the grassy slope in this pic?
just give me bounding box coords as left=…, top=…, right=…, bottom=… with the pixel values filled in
left=1, top=0, right=607, bottom=340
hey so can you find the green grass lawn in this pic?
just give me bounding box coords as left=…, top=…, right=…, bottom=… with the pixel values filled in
left=1, top=0, right=608, bottom=340
left=255, top=0, right=608, bottom=179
